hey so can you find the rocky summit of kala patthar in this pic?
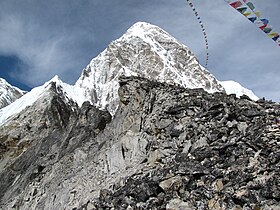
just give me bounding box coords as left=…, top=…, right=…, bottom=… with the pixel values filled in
left=0, top=76, right=279, bottom=209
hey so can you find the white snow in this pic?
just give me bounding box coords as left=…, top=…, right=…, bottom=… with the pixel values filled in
left=0, top=78, right=26, bottom=95
left=0, top=81, right=49, bottom=125
left=0, top=75, right=85, bottom=125
left=220, top=80, right=259, bottom=101
left=0, top=78, right=26, bottom=107
left=51, top=75, right=87, bottom=107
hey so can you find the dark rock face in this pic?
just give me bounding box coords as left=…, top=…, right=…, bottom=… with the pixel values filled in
left=0, top=76, right=279, bottom=209
left=94, top=77, right=280, bottom=210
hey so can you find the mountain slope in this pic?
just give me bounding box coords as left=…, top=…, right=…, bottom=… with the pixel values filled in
left=0, top=78, right=26, bottom=109
left=0, top=76, right=278, bottom=209
left=0, top=81, right=111, bottom=208
left=0, top=21, right=273, bottom=210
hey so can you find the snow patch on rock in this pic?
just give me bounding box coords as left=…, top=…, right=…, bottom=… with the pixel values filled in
left=220, top=80, right=259, bottom=101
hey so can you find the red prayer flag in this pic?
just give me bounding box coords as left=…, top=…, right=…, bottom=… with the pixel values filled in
left=230, top=1, right=243, bottom=9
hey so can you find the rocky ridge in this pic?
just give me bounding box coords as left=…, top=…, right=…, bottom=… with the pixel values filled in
left=93, top=76, right=280, bottom=210
left=0, top=76, right=279, bottom=209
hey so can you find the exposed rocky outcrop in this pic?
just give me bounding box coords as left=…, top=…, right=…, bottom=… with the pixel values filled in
left=91, top=76, right=280, bottom=210
left=0, top=76, right=279, bottom=209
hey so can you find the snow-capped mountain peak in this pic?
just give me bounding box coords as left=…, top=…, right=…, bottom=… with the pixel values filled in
left=0, top=22, right=259, bottom=125
left=0, top=78, right=26, bottom=109
left=0, top=75, right=73, bottom=125
left=75, top=22, right=225, bottom=114
left=0, top=75, right=91, bottom=125
left=124, top=21, right=178, bottom=43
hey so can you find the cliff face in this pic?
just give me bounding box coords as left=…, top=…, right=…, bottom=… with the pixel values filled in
left=0, top=76, right=279, bottom=210
left=0, top=81, right=111, bottom=209
left=94, top=76, right=280, bottom=210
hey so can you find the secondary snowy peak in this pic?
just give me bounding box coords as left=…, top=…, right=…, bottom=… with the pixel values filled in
left=0, top=78, right=26, bottom=109
left=220, top=80, right=259, bottom=101
left=0, top=76, right=77, bottom=125
left=75, top=21, right=224, bottom=114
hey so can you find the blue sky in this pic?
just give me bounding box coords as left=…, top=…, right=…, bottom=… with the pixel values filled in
left=0, top=0, right=280, bottom=101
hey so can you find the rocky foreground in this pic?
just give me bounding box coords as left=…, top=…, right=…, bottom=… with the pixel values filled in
left=0, top=76, right=280, bottom=209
